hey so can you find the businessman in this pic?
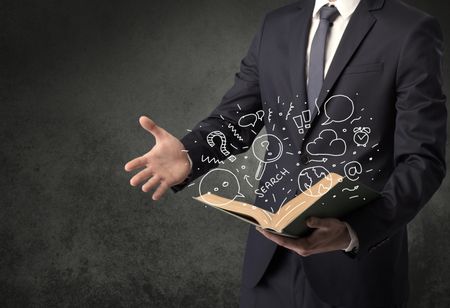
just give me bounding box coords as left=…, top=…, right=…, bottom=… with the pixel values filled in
left=125, top=0, right=447, bottom=307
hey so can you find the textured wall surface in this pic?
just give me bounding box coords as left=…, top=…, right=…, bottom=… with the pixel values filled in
left=1, top=0, right=449, bottom=307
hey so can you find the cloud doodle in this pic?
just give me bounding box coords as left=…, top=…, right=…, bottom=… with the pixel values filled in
left=306, top=129, right=347, bottom=157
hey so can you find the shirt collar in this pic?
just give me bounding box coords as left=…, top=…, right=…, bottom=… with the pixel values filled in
left=313, top=0, right=361, bottom=20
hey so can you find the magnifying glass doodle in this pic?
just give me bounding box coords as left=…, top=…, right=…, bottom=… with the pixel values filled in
left=251, top=134, right=283, bottom=181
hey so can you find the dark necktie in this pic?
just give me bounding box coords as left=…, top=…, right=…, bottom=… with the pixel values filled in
left=307, top=5, right=339, bottom=111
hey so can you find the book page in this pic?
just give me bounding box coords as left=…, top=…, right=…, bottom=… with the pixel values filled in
left=272, top=173, right=343, bottom=230
left=194, top=194, right=275, bottom=228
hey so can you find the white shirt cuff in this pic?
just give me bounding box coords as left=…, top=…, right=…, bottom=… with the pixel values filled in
left=342, top=221, right=359, bottom=252
left=186, top=152, right=193, bottom=171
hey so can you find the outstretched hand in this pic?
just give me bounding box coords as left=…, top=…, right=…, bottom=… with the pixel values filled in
left=124, top=116, right=191, bottom=200
left=257, top=217, right=351, bottom=256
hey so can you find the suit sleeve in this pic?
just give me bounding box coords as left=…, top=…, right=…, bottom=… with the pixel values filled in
left=171, top=16, right=267, bottom=192
left=344, top=16, right=447, bottom=258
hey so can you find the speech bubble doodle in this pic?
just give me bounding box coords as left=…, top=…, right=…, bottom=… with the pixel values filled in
left=344, top=161, right=363, bottom=181
left=306, top=129, right=347, bottom=157
left=238, top=114, right=257, bottom=128
left=256, top=110, right=265, bottom=121
left=198, top=168, right=244, bottom=205
left=252, top=134, right=284, bottom=180
left=321, top=95, right=355, bottom=126
left=238, top=110, right=265, bottom=128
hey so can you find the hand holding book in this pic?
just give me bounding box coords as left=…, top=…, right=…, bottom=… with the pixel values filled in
left=256, top=217, right=352, bottom=257
left=194, top=172, right=380, bottom=238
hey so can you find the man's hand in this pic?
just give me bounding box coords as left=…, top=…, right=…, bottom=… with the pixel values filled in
left=124, top=116, right=191, bottom=200
left=257, top=217, right=351, bottom=256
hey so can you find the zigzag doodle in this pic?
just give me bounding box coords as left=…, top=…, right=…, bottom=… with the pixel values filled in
left=228, top=123, right=244, bottom=141
left=201, top=154, right=224, bottom=165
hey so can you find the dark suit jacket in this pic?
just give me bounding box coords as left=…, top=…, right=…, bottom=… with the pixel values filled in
left=173, top=0, right=447, bottom=306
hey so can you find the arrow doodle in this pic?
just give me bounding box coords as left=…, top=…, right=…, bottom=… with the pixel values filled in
left=243, top=174, right=254, bottom=188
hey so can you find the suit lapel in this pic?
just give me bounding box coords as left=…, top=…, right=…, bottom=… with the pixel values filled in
left=288, top=0, right=314, bottom=100
left=306, top=0, right=377, bottom=133
left=286, top=0, right=314, bottom=152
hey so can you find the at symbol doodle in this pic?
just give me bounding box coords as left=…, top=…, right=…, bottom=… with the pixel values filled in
left=344, top=161, right=363, bottom=181
left=206, top=131, right=236, bottom=162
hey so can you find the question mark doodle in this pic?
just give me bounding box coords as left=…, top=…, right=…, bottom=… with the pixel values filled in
left=206, top=131, right=236, bottom=162
left=260, top=140, right=272, bottom=156
left=252, top=134, right=283, bottom=180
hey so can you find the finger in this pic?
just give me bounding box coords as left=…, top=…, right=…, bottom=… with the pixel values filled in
left=125, top=156, right=147, bottom=172
left=139, top=116, right=164, bottom=140
left=257, top=229, right=319, bottom=256
left=257, top=228, right=299, bottom=250
left=130, top=168, right=153, bottom=186
left=142, top=175, right=160, bottom=193
left=306, top=217, right=332, bottom=229
left=152, top=181, right=169, bottom=200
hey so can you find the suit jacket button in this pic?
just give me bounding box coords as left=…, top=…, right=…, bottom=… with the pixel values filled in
left=300, top=155, right=310, bottom=165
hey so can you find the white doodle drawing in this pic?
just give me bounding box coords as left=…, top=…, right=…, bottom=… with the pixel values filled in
left=252, top=134, right=284, bottom=180
left=342, top=185, right=359, bottom=192
left=309, top=158, right=328, bottom=163
left=229, top=143, right=238, bottom=150
left=206, top=131, right=236, bottom=162
left=306, top=129, right=347, bottom=157
left=292, top=110, right=312, bottom=134
left=353, top=127, right=371, bottom=147
left=201, top=154, right=224, bottom=165
left=256, top=110, right=265, bottom=121
left=285, top=102, right=294, bottom=120
left=321, top=95, right=355, bottom=126
left=344, top=161, right=363, bottom=181
left=350, top=116, right=362, bottom=125
left=198, top=168, right=244, bottom=205
left=267, top=108, right=273, bottom=123
left=238, top=110, right=265, bottom=128
left=314, top=98, right=320, bottom=115
left=243, top=175, right=254, bottom=188
left=297, top=166, right=334, bottom=197
left=227, top=123, right=244, bottom=141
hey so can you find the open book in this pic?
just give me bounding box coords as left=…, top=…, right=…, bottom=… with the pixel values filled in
left=194, top=173, right=380, bottom=238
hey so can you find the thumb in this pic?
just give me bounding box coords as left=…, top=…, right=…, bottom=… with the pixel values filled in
left=139, top=116, right=164, bottom=140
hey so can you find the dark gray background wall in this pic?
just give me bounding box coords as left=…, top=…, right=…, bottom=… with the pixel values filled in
left=1, top=0, right=449, bottom=307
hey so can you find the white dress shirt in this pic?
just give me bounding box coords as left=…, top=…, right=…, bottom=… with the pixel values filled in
left=307, top=0, right=361, bottom=252
left=306, top=0, right=361, bottom=80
